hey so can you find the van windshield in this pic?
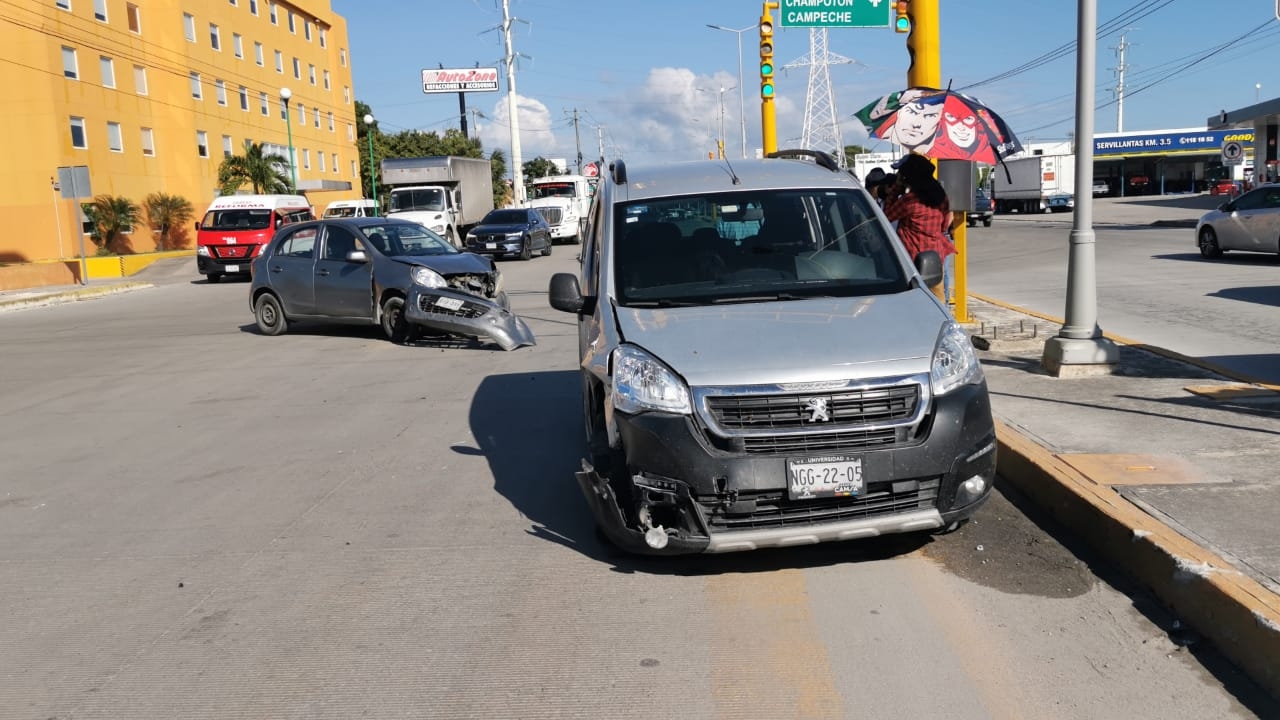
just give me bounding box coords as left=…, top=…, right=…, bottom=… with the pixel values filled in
left=389, top=188, right=445, bottom=213
left=612, top=189, right=908, bottom=307
left=202, top=209, right=273, bottom=231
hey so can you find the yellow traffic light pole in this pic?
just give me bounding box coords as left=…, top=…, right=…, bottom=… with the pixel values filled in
left=904, top=0, right=969, bottom=321
left=760, top=2, right=778, bottom=155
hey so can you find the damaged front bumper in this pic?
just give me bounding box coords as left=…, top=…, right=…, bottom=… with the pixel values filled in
left=404, top=287, right=536, bottom=351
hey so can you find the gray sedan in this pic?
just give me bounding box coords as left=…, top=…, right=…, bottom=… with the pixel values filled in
left=1196, top=183, right=1280, bottom=258
left=249, top=217, right=534, bottom=350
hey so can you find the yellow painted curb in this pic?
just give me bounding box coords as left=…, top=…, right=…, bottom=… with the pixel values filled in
left=970, top=292, right=1280, bottom=392
left=995, top=419, right=1280, bottom=699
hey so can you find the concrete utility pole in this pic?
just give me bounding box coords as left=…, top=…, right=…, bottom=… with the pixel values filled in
left=567, top=108, right=584, bottom=174
left=500, top=0, right=524, bottom=206
left=1042, top=0, right=1120, bottom=376
left=1111, top=32, right=1132, bottom=133
left=597, top=124, right=606, bottom=167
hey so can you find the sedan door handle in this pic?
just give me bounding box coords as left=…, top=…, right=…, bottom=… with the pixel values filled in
left=316, top=269, right=330, bottom=277
left=270, top=265, right=285, bottom=273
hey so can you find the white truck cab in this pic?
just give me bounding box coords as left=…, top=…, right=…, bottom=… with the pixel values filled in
left=524, top=174, right=594, bottom=245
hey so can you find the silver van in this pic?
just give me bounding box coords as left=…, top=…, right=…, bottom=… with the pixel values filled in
left=548, top=150, right=996, bottom=555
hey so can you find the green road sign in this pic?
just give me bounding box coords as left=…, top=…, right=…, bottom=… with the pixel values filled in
left=779, top=0, right=891, bottom=28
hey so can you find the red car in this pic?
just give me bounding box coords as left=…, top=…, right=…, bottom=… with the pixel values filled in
left=1209, top=179, right=1242, bottom=196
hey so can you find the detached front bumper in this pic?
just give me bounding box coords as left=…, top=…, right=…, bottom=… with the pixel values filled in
left=581, top=380, right=997, bottom=555
left=405, top=287, right=535, bottom=351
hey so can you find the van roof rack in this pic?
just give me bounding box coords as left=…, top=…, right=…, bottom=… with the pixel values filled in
left=766, top=149, right=840, bottom=172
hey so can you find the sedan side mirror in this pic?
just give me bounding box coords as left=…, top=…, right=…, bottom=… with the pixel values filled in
left=549, top=272, right=594, bottom=314
left=346, top=250, right=368, bottom=263
left=915, top=250, right=944, bottom=289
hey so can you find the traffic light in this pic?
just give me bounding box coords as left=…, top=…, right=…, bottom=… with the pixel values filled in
left=759, top=16, right=775, bottom=99
left=894, top=0, right=910, bottom=33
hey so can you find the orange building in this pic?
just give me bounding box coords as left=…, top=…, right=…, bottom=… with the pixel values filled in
left=0, top=0, right=361, bottom=265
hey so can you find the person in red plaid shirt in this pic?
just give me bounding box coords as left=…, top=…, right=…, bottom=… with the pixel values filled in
left=883, top=153, right=957, bottom=304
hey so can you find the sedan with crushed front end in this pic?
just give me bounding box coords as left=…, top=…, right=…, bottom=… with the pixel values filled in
left=249, top=217, right=534, bottom=350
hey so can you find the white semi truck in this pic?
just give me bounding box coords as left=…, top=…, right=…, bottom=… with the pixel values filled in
left=523, top=174, right=594, bottom=244
left=991, top=154, right=1076, bottom=214
left=382, top=156, right=494, bottom=247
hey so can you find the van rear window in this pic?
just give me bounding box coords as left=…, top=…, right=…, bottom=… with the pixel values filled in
left=202, top=209, right=272, bottom=231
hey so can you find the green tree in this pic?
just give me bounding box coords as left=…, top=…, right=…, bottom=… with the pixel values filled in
left=842, top=144, right=871, bottom=167
left=489, top=148, right=509, bottom=208
left=83, top=194, right=140, bottom=254
left=142, top=192, right=195, bottom=251
left=217, top=140, right=291, bottom=195
left=523, top=156, right=560, bottom=180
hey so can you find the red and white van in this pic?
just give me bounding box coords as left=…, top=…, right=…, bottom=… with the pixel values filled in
left=195, top=194, right=313, bottom=282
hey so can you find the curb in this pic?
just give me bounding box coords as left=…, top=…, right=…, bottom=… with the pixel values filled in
left=0, top=281, right=154, bottom=311
left=995, top=420, right=1280, bottom=700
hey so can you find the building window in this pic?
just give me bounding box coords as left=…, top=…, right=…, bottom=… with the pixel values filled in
left=323, top=70, right=330, bottom=90
left=292, top=57, right=300, bottom=79
left=210, top=24, right=220, bottom=50
left=318, top=151, right=325, bottom=172
left=327, top=112, right=334, bottom=131
left=340, top=48, right=347, bottom=67
left=347, top=123, right=354, bottom=142
left=287, top=10, right=295, bottom=33
left=269, top=2, right=277, bottom=24
left=343, top=86, right=350, bottom=104
left=141, top=127, right=154, bottom=156
left=233, top=33, right=242, bottom=58
left=190, top=72, right=202, bottom=99
left=215, top=80, right=227, bottom=105
left=254, top=41, right=263, bottom=66
left=351, top=159, right=357, bottom=178
left=304, top=20, right=312, bottom=41
left=308, top=64, right=316, bottom=85
left=274, top=50, right=283, bottom=73
left=61, top=46, right=78, bottom=80
left=297, top=104, right=305, bottom=125
left=333, top=153, right=339, bottom=174
left=99, top=56, right=115, bottom=87
left=313, top=107, right=319, bottom=128
left=302, top=148, right=310, bottom=169
left=126, top=3, right=140, bottom=33
left=239, top=86, right=248, bottom=110
left=260, top=91, right=269, bottom=115
left=133, top=65, right=147, bottom=95
left=93, top=0, right=106, bottom=21
left=196, top=130, right=208, bottom=158
left=56, top=0, right=70, bottom=10
left=107, top=122, right=123, bottom=152
left=184, top=13, right=195, bottom=42
left=229, top=0, right=236, bottom=5
left=70, top=117, right=87, bottom=149
left=250, top=0, right=258, bottom=15
left=223, top=135, right=233, bottom=157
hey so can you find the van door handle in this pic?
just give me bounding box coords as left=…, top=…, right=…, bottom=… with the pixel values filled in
left=316, top=269, right=330, bottom=277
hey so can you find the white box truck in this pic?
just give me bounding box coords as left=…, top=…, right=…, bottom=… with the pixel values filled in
left=991, top=154, right=1075, bottom=214
left=524, top=174, right=594, bottom=244
left=382, top=156, right=494, bottom=246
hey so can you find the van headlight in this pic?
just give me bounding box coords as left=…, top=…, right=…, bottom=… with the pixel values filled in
left=931, top=322, right=983, bottom=395
left=411, top=266, right=446, bottom=289
left=612, top=345, right=691, bottom=415
left=197, top=246, right=210, bottom=257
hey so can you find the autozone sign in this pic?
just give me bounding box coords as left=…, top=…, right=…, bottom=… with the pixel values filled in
left=422, top=67, right=499, bottom=94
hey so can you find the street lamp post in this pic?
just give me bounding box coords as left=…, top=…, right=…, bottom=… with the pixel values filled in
left=707, top=23, right=757, bottom=159
left=363, top=113, right=378, bottom=214
left=279, top=87, right=298, bottom=194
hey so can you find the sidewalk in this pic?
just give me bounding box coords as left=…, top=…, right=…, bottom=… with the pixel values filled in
left=0, top=277, right=155, bottom=312
left=966, top=296, right=1280, bottom=700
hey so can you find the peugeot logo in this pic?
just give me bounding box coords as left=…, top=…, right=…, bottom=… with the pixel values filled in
left=805, top=397, right=831, bottom=423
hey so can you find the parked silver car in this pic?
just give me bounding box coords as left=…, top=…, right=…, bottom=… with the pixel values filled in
left=547, top=150, right=996, bottom=555
left=1196, top=183, right=1280, bottom=259
left=249, top=217, right=534, bottom=350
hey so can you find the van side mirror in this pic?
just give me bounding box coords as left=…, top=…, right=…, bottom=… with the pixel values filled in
left=915, top=250, right=944, bottom=289
left=549, top=272, right=593, bottom=314
left=194, top=221, right=201, bottom=231
left=346, top=250, right=368, bottom=263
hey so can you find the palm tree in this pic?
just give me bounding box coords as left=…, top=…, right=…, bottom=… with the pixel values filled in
left=85, top=194, right=141, bottom=254
left=142, top=192, right=195, bottom=251
left=218, top=141, right=291, bottom=195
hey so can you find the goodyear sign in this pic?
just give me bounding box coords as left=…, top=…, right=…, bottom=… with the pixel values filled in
left=1093, top=129, right=1255, bottom=158
left=422, top=67, right=499, bottom=94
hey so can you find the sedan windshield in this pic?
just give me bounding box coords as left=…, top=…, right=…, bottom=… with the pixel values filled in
left=483, top=210, right=532, bottom=225
left=613, top=189, right=908, bottom=307
left=359, top=223, right=457, bottom=256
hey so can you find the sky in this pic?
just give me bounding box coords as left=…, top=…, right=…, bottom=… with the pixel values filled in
left=331, top=0, right=1280, bottom=171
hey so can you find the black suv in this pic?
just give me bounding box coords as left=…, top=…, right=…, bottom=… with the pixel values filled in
left=967, top=188, right=993, bottom=227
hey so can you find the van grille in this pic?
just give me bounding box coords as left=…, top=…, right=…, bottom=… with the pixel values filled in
left=706, top=385, right=919, bottom=430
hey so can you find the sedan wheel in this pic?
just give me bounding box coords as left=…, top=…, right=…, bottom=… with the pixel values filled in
left=519, top=237, right=533, bottom=261
left=381, top=295, right=408, bottom=342
left=1198, top=227, right=1223, bottom=258
left=254, top=293, right=288, bottom=336
left=542, top=236, right=553, bottom=257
